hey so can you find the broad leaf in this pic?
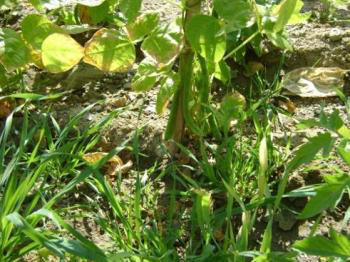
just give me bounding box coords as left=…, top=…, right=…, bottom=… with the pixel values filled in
left=141, top=28, right=181, bottom=66
left=132, top=59, right=159, bottom=91
left=265, top=32, right=292, bottom=50
left=186, top=15, right=226, bottom=62
left=214, top=0, right=255, bottom=32
left=84, top=28, right=135, bottom=72
left=119, top=0, right=142, bottom=23
left=299, top=173, right=350, bottom=219
left=287, top=0, right=311, bottom=24
left=127, top=12, right=160, bottom=42
left=156, top=72, right=178, bottom=114
left=21, top=14, right=64, bottom=51
left=42, top=33, right=84, bottom=73
left=293, top=230, right=350, bottom=259
left=287, top=132, right=334, bottom=172
left=29, top=0, right=106, bottom=10
left=0, top=28, right=31, bottom=72
left=273, top=0, right=298, bottom=32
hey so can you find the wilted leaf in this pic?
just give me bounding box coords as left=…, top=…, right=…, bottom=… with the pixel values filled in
left=0, top=28, right=31, bottom=72
left=0, top=98, right=13, bottom=119
left=214, top=0, right=255, bottom=32
left=21, top=14, right=64, bottom=51
left=127, top=12, right=160, bottom=42
left=83, top=152, right=129, bottom=182
left=282, top=67, right=349, bottom=97
left=186, top=15, right=226, bottom=62
left=84, top=28, right=135, bottom=72
left=42, top=33, right=84, bottom=73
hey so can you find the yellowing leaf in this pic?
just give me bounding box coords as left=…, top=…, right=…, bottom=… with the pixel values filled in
left=21, top=14, right=64, bottom=51
left=84, top=28, right=135, bottom=72
left=42, top=33, right=84, bottom=73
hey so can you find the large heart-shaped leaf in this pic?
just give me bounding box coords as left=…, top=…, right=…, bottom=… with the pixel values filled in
left=42, top=33, right=84, bottom=73
left=141, top=28, right=181, bottom=66
left=186, top=15, right=226, bottom=62
left=84, top=28, right=135, bottom=72
left=0, top=29, right=31, bottom=72
left=214, top=0, right=255, bottom=32
left=127, top=12, right=160, bottom=42
left=21, top=14, right=64, bottom=51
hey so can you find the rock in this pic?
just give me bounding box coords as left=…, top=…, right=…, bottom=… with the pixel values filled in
left=328, top=28, right=343, bottom=41
left=276, top=210, right=297, bottom=231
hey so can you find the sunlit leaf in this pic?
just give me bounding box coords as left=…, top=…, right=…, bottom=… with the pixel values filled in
left=42, top=33, right=84, bottom=73
left=141, top=28, right=181, bottom=66
left=132, top=59, right=159, bottom=91
left=127, top=12, right=160, bottom=42
left=214, top=0, right=255, bottom=32
left=21, top=14, right=64, bottom=51
left=119, top=0, right=142, bottom=22
left=29, top=0, right=106, bottom=10
left=0, top=29, right=31, bottom=72
left=273, top=0, right=298, bottom=32
left=293, top=230, right=350, bottom=259
left=287, top=132, right=334, bottom=172
left=156, top=72, right=178, bottom=114
left=84, top=28, right=135, bottom=72
left=299, top=173, right=350, bottom=219
left=186, top=15, right=226, bottom=62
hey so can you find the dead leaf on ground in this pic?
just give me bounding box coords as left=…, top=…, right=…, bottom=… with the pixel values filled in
left=83, top=152, right=132, bottom=182
left=282, top=67, right=349, bottom=97
left=0, top=98, right=13, bottom=119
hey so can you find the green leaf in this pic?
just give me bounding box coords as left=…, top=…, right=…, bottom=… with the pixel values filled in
left=287, top=0, right=311, bottom=24
left=293, top=231, right=350, bottom=259
left=265, top=32, right=293, bottom=50
left=119, top=0, right=142, bottom=23
left=29, top=0, right=106, bottom=10
left=85, top=1, right=110, bottom=24
left=141, top=27, right=181, bottom=66
left=21, top=14, right=64, bottom=51
left=127, top=12, right=160, bottom=42
left=299, top=173, right=350, bottom=219
left=338, top=141, right=350, bottom=166
left=214, top=60, right=231, bottom=84
left=0, top=28, right=31, bottom=72
left=84, top=28, right=135, bottom=72
left=213, top=0, right=255, bottom=32
left=273, top=0, right=297, bottom=33
left=131, top=59, right=159, bottom=91
left=186, top=15, right=226, bottom=62
left=42, top=33, right=84, bottom=73
left=287, top=132, right=334, bottom=172
left=156, top=72, right=178, bottom=114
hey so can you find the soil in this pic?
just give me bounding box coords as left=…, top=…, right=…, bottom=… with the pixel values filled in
left=1, top=0, right=350, bottom=261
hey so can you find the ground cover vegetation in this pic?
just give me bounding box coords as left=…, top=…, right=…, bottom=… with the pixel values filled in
left=0, top=0, right=349, bottom=261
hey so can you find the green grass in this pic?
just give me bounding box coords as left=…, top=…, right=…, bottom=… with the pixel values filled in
left=0, top=86, right=350, bottom=261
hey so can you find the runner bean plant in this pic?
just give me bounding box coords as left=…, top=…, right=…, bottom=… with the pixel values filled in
left=0, top=0, right=307, bottom=145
